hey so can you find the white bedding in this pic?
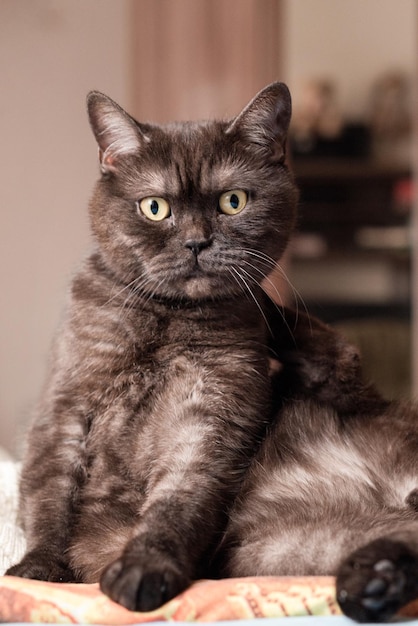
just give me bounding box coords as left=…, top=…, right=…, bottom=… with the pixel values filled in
left=0, top=461, right=26, bottom=574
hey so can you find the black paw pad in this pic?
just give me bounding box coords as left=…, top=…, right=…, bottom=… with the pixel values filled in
left=359, top=559, right=405, bottom=615
left=336, top=543, right=415, bottom=622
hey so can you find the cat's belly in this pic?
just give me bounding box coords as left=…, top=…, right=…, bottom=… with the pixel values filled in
left=226, top=509, right=418, bottom=577
left=224, top=401, right=418, bottom=578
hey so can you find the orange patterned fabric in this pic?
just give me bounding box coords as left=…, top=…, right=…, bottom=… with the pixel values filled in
left=1, top=575, right=418, bottom=623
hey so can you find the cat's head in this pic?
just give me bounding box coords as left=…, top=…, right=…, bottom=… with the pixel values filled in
left=87, top=83, right=298, bottom=302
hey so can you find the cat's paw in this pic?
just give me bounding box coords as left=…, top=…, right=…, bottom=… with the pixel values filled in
left=336, top=539, right=418, bottom=623
left=100, top=556, right=189, bottom=612
left=6, top=550, right=77, bottom=582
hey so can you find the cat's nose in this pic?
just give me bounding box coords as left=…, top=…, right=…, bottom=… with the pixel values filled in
left=184, top=237, right=212, bottom=256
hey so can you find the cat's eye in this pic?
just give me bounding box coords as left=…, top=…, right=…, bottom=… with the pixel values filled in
left=138, top=197, right=171, bottom=221
left=218, top=190, right=248, bottom=215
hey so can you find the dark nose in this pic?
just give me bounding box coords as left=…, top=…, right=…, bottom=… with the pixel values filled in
left=184, top=237, right=212, bottom=256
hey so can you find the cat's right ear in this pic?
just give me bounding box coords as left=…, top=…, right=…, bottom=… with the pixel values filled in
left=226, top=82, right=292, bottom=163
left=87, top=92, right=147, bottom=174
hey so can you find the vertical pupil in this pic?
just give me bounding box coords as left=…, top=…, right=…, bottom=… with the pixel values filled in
left=150, top=199, right=159, bottom=215
left=230, top=194, right=239, bottom=209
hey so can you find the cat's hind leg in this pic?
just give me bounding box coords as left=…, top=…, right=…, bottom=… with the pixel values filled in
left=336, top=527, right=418, bottom=623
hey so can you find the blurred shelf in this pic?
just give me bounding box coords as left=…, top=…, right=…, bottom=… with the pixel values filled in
left=289, top=157, right=413, bottom=322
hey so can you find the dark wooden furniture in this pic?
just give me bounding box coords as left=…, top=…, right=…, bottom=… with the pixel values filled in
left=290, top=158, right=412, bottom=323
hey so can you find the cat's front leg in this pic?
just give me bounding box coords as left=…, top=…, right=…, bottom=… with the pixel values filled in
left=98, top=362, right=269, bottom=611
left=98, top=456, right=226, bottom=611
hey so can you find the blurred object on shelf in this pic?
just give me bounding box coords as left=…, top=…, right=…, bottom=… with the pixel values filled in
left=393, top=177, right=414, bottom=215
left=292, top=79, right=343, bottom=140
left=355, top=226, right=410, bottom=251
left=290, top=233, right=328, bottom=259
left=288, top=157, right=412, bottom=325
left=290, top=71, right=413, bottom=165
left=290, top=254, right=409, bottom=305
left=369, top=71, right=412, bottom=165
left=290, top=79, right=370, bottom=159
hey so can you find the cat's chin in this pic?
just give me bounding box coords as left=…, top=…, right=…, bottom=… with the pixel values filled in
left=155, top=274, right=240, bottom=302
left=181, top=276, right=234, bottom=301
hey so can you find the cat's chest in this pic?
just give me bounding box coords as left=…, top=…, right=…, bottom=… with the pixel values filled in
left=72, top=301, right=264, bottom=404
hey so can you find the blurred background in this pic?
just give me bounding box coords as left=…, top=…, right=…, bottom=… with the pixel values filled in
left=0, top=0, right=416, bottom=456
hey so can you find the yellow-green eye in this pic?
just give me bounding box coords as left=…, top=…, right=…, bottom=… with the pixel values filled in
left=138, top=197, right=171, bottom=221
left=218, top=190, right=247, bottom=215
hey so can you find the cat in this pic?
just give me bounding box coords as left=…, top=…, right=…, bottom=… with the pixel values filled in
left=8, top=81, right=418, bottom=624
left=7, top=82, right=303, bottom=611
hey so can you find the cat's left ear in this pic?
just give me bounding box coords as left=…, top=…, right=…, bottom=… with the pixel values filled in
left=87, top=91, right=147, bottom=174
left=227, top=82, right=291, bottom=163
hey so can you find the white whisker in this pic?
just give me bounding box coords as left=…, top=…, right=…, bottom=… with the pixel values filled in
left=241, top=259, right=285, bottom=308
left=273, top=261, right=312, bottom=334
left=243, top=248, right=311, bottom=333
left=230, top=267, right=273, bottom=337
left=241, top=256, right=303, bottom=346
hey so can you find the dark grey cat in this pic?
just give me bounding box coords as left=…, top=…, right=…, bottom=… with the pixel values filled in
left=8, top=82, right=418, bottom=624
left=7, top=83, right=300, bottom=610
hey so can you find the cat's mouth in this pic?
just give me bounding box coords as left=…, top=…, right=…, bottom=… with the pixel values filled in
left=181, top=266, right=243, bottom=301
left=187, top=258, right=229, bottom=284
left=188, top=261, right=206, bottom=277
left=146, top=255, right=242, bottom=301
left=185, top=253, right=214, bottom=276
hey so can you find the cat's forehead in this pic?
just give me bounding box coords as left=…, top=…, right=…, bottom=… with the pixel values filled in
left=138, top=121, right=255, bottom=196
left=137, top=161, right=250, bottom=197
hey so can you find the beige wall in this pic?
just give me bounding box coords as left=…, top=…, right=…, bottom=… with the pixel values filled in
left=0, top=0, right=131, bottom=454
left=283, top=0, right=416, bottom=120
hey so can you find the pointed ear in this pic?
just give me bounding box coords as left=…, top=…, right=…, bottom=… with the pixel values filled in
left=87, top=91, right=146, bottom=174
left=227, top=82, right=292, bottom=162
